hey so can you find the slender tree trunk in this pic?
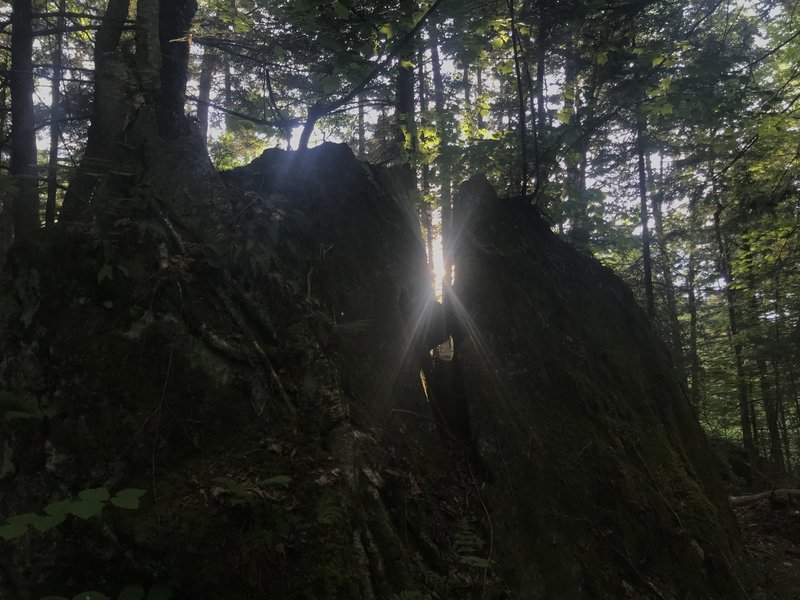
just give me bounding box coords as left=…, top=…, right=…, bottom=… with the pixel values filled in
left=197, top=46, right=216, bottom=142
left=357, top=95, right=366, bottom=159
left=687, top=251, right=701, bottom=410
left=747, top=273, right=786, bottom=478
left=534, top=9, right=547, bottom=134
left=757, top=359, right=785, bottom=477
left=636, top=117, right=655, bottom=318
left=1, top=58, right=14, bottom=264
left=222, top=0, right=235, bottom=130
left=713, top=203, right=757, bottom=476
left=476, top=67, right=484, bottom=130
left=649, top=154, right=686, bottom=382
left=430, top=22, right=452, bottom=290
left=563, top=56, right=590, bottom=245
left=46, top=0, right=66, bottom=227
left=532, top=5, right=548, bottom=203
left=10, top=0, right=40, bottom=236
left=509, top=0, right=528, bottom=198
left=418, top=50, right=434, bottom=288
left=773, top=275, right=792, bottom=473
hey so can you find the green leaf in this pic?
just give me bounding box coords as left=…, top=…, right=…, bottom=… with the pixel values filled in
left=45, top=500, right=73, bottom=517
left=32, top=514, right=66, bottom=532
left=117, top=585, right=146, bottom=600
left=71, top=593, right=110, bottom=600
left=597, top=51, right=608, bottom=65
left=321, top=75, right=338, bottom=95
left=332, top=1, right=349, bottom=19
left=652, top=54, right=667, bottom=67
left=110, top=488, right=147, bottom=510
left=79, top=488, right=111, bottom=503
left=379, top=23, right=393, bottom=38
left=0, top=522, right=29, bottom=540
left=69, top=500, right=106, bottom=520
left=263, top=475, right=292, bottom=487
left=145, top=585, right=172, bottom=600
left=7, top=513, right=38, bottom=527
left=97, top=265, right=114, bottom=283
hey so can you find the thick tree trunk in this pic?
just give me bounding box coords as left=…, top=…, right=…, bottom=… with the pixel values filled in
left=158, top=0, right=198, bottom=133
left=61, top=0, right=131, bottom=219
left=46, top=0, right=66, bottom=227
left=395, top=52, right=416, bottom=163
left=10, top=0, right=40, bottom=237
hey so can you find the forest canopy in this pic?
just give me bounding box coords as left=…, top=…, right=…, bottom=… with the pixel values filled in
left=1, top=0, right=799, bottom=483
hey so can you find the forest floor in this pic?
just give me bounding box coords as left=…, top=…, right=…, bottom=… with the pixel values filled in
left=731, top=489, right=800, bottom=598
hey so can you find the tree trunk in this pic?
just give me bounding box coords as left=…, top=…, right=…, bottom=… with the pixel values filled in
left=418, top=50, right=434, bottom=288
left=357, top=94, right=366, bottom=159
left=46, top=0, right=66, bottom=227
left=534, top=8, right=547, bottom=134
left=197, top=46, right=216, bottom=142
left=476, top=67, right=484, bottom=129
left=429, top=22, right=452, bottom=290
left=0, top=58, right=13, bottom=264
left=636, top=117, right=655, bottom=318
left=10, top=0, right=40, bottom=237
left=747, top=273, right=786, bottom=479
left=61, top=0, right=131, bottom=219
left=649, top=154, right=686, bottom=382
left=395, top=52, right=416, bottom=163
left=158, top=0, right=198, bottom=133
left=713, top=203, right=758, bottom=477
left=687, top=251, right=701, bottom=410
left=509, top=0, right=528, bottom=198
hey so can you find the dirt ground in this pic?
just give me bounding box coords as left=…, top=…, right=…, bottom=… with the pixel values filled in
left=731, top=489, right=800, bottom=598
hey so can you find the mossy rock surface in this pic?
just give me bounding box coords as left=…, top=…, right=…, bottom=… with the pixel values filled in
left=0, top=145, right=751, bottom=599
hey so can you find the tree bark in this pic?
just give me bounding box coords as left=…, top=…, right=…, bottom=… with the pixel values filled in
left=197, top=46, right=216, bottom=142
left=509, top=0, right=528, bottom=198
left=357, top=94, right=366, bottom=159
left=429, top=22, right=452, bottom=290
left=713, top=203, right=758, bottom=476
left=636, top=117, right=655, bottom=318
left=61, top=0, right=131, bottom=219
left=46, top=0, right=66, bottom=227
left=158, top=0, right=198, bottom=134
left=687, top=251, right=701, bottom=410
left=10, top=0, right=40, bottom=237
left=649, top=154, right=686, bottom=382
left=395, top=52, right=416, bottom=163
left=418, top=50, right=434, bottom=289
